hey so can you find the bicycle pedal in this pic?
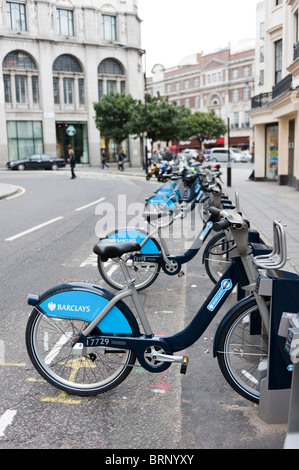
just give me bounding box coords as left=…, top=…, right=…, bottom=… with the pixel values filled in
left=178, top=271, right=185, bottom=277
left=180, top=356, right=189, bottom=374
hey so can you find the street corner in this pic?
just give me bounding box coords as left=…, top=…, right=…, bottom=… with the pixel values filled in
left=0, top=183, right=25, bottom=200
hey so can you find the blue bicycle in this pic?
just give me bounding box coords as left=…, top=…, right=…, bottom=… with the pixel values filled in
left=26, top=208, right=290, bottom=403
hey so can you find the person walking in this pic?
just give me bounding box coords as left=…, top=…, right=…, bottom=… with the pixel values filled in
left=68, top=145, right=76, bottom=179
left=101, top=149, right=109, bottom=169
left=118, top=150, right=125, bottom=171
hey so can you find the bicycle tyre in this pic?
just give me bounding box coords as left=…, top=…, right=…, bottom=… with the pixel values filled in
left=204, top=231, right=233, bottom=284
left=216, top=298, right=269, bottom=404
left=26, top=308, right=137, bottom=396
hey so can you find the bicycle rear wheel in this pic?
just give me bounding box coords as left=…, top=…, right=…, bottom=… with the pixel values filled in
left=26, top=309, right=136, bottom=396
left=217, top=298, right=269, bottom=404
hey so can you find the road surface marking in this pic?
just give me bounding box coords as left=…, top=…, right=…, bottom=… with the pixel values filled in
left=0, top=410, right=17, bottom=437
left=75, top=197, right=105, bottom=212
left=5, top=216, right=64, bottom=241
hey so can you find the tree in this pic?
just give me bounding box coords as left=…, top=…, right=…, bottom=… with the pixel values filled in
left=94, top=93, right=137, bottom=154
left=129, top=93, right=192, bottom=144
left=187, top=110, right=227, bottom=150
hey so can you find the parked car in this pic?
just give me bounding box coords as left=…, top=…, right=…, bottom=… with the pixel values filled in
left=240, top=150, right=253, bottom=162
left=6, top=154, right=66, bottom=171
left=209, top=147, right=251, bottom=163
left=178, top=149, right=199, bottom=159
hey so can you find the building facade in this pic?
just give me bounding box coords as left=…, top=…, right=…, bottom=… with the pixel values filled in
left=146, top=41, right=255, bottom=153
left=250, top=0, right=299, bottom=190
left=0, top=0, right=144, bottom=167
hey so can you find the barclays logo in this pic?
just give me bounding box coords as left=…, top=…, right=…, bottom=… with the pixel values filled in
left=47, top=301, right=91, bottom=313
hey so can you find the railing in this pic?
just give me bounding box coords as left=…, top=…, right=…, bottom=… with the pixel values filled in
left=272, top=74, right=292, bottom=100
left=294, top=42, right=299, bottom=62
left=251, top=92, right=272, bottom=109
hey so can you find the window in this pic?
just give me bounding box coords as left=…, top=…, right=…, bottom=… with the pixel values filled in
left=56, top=9, right=74, bottom=36
left=232, top=69, right=239, bottom=79
left=176, top=82, right=180, bottom=91
left=259, top=70, right=264, bottom=85
left=185, top=98, right=190, bottom=108
left=102, top=15, right=116, bottom=41
left=63, top=78, right=74, bottom=104
left=32, top=76, right=39, bottom=103
left=260, top=46, right=264, bottom=62
left=243, top=66, right=250, bottom=78
left=3, top=75, right=11, bottom=103
left=7, top=121, right=43, bottom=161
left=233, top=112, right=239, bottom=127
left=275, top=39, right=282, bottom=84
left=98, top=59, right=123, bottom=75
left=194, top=95, right=199, bottom=108
left=6, top=2, right=26, bottom=31
left=3, top=51, right=39, bottom=106
left=260, top=22, right=265, bottom=39
left=185, top=80, right=189, bottom=89
left=52, top=55, right=84, bottom=106
left=98, top=80, right=103, bottom=101
left=275, top=0, right=282, bottom=6
left=53, top=77, right=59, bottom=104
left=232, top=89, right=239, bottom=102
left=194, top=77, right=199, bottom=87
left=78, top=79, right=85, bottom=105
left=107, top=80, right=117, bottom=94
left=15, top=75, right=27, bottom=103
left=243, top=86, right=250, bottom=100
left=98, top=58, right=125, bottom=97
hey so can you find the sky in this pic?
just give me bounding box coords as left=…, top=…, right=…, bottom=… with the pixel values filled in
left=138, top=0, right=261, bottom=75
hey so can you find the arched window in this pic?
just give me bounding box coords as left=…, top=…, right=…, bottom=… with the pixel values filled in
left=3, top=50, right=39, bottom=105
left=97, top=58, right=125, bottom=100
left=52, top=54, right=84, bottom=106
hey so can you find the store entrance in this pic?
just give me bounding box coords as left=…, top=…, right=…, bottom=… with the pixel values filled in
left=56, top=122, right=89, bottom=164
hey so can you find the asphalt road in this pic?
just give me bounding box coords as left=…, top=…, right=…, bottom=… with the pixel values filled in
left=0, top=167, right=287, bottom=451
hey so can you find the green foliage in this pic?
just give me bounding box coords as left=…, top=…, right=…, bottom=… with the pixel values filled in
left=187, top=110, right=227, bottom=148
left=94, top=93, right=227, bottom=149
left=94, top=93, right=137, bottom=148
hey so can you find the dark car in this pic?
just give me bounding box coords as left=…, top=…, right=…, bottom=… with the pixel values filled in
left=6, top=153, right=66, bottom=171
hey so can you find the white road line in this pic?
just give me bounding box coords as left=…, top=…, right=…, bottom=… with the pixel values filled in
left=0, top=409, right=17, bottom=437
left=5, top=216, right=64, bottom=242
left=75, top=197, right=105, bottom=212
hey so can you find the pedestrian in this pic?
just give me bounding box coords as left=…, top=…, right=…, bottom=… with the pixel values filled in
left=68, top=144, right=76, bottom=179
left=101, top=149, right=109, bottom=169
left=118, top=150, right=125, bottom=171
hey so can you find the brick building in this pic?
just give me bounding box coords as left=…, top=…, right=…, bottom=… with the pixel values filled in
left=146, top=40, right=255, bottom=153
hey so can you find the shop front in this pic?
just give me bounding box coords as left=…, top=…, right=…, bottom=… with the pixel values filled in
left=266, top=123, right=278, bottom=180
left=56, top=122, right=89, bottom=164
left=100, top=136, right=129, bottom=163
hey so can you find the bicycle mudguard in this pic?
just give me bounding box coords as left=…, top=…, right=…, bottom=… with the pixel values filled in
left=105, top=228, right=161, bottom=255
left=146, top=195, right=177, bottom=208
left=212, top=295, right=255, bottom=357
left=28, top=282, right=140, bottom=336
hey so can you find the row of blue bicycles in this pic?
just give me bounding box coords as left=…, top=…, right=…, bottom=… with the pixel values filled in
left=25, top=161, right=298, bottom=406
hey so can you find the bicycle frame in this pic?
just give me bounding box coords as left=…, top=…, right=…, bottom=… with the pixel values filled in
left=74, top=248, right=270, bottom=373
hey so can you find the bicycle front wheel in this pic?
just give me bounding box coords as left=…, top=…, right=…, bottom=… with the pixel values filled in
left=98, top=256, right=160, bottom=291
left=217, top=298, right=269, bottom=404
left=26, top=309, right=136, bottom=396
left=204, top=231, right=234, bottom=284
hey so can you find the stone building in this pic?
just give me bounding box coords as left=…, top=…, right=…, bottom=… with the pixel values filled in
left=250, top=0, right=299, bottom=190
left=0, top=0, right=144, bottom=167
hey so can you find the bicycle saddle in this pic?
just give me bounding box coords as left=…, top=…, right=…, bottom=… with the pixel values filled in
left=93, top=239, right=141, bottom=261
